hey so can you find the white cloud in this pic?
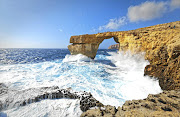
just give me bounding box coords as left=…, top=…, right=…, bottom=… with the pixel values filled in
left=170, top=0, right=180, bottom=10
left=94, top=0, right=179, bottom=32
left=98, top=17, right=127, bottom=30
left=127, top=1, right=167, bottom=22
left=59, top=29, right=63, bottom=32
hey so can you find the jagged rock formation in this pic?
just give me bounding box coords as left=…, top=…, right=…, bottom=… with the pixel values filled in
left=68, top=21, right=180, bottom=91
left=0, top=83, right=102, bottom=112
left=108, top=44, right=119, bottom=49
left=81, top=89, right=180, bottom=117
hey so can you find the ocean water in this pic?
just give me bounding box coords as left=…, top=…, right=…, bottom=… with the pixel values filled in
left=0, top=48, right=162, bottom=117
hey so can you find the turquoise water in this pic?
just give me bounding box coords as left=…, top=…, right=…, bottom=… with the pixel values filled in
left=0, top=49, right=162, bottom=116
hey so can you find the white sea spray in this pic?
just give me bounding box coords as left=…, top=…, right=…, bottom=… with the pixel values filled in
left=0, top=51, right=162, bottom=116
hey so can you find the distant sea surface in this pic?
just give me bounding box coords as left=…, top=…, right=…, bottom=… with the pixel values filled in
left=0, top=48, right=71, bottom=65
left=0, top=48, right=162, bottom=117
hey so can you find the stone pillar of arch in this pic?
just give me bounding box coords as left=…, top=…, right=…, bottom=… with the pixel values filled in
left=68, top=43, right=100, bottom=59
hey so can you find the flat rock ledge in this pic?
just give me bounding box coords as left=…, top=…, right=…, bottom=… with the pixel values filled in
left=81, top=89, right=180, bottom=117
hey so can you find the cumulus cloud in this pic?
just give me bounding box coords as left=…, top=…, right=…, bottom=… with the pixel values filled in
left=94, top=0, right=179, bottom=32
left=127, top=1, right=167, bottom=22
left=98, top=17, right=127, bottom=30
left=170, top=0, right=180, bottom=10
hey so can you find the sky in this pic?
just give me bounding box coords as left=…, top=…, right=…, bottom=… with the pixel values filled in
left=0, top=0, right=180, bottom=49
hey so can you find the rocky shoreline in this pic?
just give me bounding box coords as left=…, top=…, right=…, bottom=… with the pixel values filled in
left=81, top=89, right=180, bottom=117
left=1, top=83, right=179, bottom=117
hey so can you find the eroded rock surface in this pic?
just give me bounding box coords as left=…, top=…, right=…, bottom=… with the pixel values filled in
left=68, top=43, right=100, bottom=59
left=81, top=89, right=180, bottom=117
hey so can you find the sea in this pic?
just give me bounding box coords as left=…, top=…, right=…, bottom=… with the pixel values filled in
left=0, top=48, right=162, bottom=117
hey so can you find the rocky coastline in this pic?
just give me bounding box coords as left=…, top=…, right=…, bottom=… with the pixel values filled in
left=0, top=21, right=179, bottom=116
left=68, top=21, right=180, bottom=116
left=1, top=84, right=179, bottom=117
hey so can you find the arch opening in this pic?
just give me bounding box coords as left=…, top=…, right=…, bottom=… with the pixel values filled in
left=98, top=37, right=118, bottom=49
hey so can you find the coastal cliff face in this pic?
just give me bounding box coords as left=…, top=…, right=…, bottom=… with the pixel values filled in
left=68, top=21, right=180, bottom=91
left=116, top=21, right=180, bottom=91
left=108, top=44, right=119, bottom=49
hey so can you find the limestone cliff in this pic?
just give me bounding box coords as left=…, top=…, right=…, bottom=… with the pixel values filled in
left=108, top=44, right=119, bottom=49
left=116, top=21, right=180, bottom=90
left=68, top=21, right=180, bottom=91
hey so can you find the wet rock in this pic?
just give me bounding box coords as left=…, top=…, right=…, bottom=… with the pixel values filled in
left=0, top=101, right=2, bottom=111
left=79, top=93, right=103, bottom=112
left=0, top=83, right=8, bottom=95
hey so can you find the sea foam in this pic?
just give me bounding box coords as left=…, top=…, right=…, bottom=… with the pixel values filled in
left=0, top=51, right=162, bottom=116
left=1, top=99, right=82, bottom=117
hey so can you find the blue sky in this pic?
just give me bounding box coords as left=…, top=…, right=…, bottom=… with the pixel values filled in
left=0, top=0, right=179, bottom=49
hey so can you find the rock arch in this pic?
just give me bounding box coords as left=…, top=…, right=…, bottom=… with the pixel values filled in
left=67, top=21, right=180, bottom=90
left=68, top=33, right=119, bottom=59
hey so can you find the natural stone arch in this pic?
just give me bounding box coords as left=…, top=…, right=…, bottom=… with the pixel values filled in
left=68, top=33, right=119, bottom=59
left=68, top=21, right=180, bottom=91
